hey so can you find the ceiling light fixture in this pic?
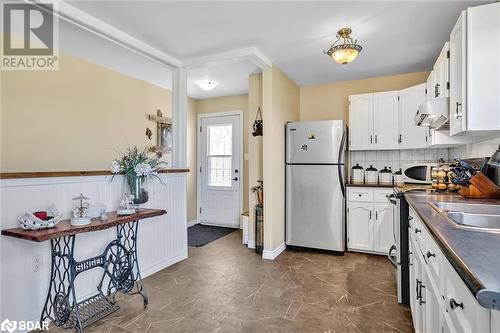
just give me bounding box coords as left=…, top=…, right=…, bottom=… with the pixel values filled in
left=324, top=28, right=363, bottom=65
left=196, top=80, right=218, bottom=91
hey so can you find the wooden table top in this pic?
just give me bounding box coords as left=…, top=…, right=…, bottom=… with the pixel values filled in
left=1, top=209, right=167, bottom=242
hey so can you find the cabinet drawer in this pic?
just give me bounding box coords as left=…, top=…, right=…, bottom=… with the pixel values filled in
left=409, top=208, right=425, bottom=252
left=373, top=189, right=394, bottom=203
left=443, top=259, right=490, bottom=333
left=348, top=189, right=373, bottom=202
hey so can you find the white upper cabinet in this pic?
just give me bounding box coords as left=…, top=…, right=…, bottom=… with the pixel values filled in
left=373, top=91, right=399, bottom=150
left=449, top=11, right=467, bottom=135
left=427, top=127, right=471, bottom=147
left=349, top=93, right=373, bottom=150
left=426, top=71, right=434, bottom=102
left=450, top=3, right=500, bottom=136
left=399, top=83, right=428, bottom=149
left=432, top=43, right=450, bottom=99
left=349, top=91, right=399, bottom=150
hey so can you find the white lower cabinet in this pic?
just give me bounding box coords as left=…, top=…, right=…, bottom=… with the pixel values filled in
left=347, top=187, right=393, bottom=255
left=409, top=207, right=492, bottom=333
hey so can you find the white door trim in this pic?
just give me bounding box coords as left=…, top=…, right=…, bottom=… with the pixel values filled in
left=197, top=111, right=244, bottom=228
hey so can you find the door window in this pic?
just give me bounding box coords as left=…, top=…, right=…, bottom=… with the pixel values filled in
left=207, top=124, right=232, bottom=187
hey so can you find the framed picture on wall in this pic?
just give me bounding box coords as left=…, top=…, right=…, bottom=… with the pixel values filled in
left=159, top=123, right=172, bottom=152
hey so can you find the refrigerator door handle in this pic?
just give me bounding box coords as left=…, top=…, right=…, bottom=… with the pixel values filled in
left=337, top=130, right=346, bottom=197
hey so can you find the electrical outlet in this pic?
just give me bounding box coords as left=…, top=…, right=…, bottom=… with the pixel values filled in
left=32, top=255, right=42, bottom=273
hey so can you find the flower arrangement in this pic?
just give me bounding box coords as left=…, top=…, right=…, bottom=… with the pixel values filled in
left=111, top=147, right=167, bottom=206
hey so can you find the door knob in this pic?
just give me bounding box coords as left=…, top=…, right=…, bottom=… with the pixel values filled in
left=232, top=177, right=239, bottom=181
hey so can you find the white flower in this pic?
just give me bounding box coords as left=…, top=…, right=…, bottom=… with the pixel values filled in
left=111, top=161, right=121, bottom=174
left=134, top=163, right=153, bottom=177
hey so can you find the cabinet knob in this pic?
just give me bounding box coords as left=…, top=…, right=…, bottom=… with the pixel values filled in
left=408, top=216, right=413, bottom=220
left=415, top=228, right=421, bottom=234
left=426, top=251, right=435, bottom=259
left=450, top=298, right=464, bottom=310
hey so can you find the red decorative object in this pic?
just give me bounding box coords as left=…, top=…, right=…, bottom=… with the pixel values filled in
left=33, top=211, right=48, bottom=220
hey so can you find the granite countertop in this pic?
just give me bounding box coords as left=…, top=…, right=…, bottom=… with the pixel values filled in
left=404, top=192, right=500, bottom=309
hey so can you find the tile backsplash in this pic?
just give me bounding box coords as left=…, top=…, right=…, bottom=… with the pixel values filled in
left=449, top=136, right=500, bottom=160
left=350, top=148, right=449, bottom=172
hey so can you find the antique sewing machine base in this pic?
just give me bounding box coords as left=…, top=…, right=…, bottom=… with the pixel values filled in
left=40, top=221, right=148, bottom=333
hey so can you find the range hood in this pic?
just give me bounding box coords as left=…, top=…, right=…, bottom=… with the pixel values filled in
left=414, top=97, right=449, bottom=130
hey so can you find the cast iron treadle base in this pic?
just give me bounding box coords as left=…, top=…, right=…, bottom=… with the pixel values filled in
left=63, top=294, right=119, bottom=329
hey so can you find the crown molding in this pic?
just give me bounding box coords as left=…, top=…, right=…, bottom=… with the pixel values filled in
left=26, top=0, right=272, bottom=72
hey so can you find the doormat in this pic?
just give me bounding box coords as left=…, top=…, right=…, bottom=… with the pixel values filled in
left=188, top=224, right=237, bottom=247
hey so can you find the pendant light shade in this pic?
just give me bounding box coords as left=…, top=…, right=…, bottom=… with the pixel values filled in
left=324, top=28, right=363, bottom=65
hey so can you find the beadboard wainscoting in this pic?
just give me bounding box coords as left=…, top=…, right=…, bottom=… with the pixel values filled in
left=0, top=173, right=187, bottom=325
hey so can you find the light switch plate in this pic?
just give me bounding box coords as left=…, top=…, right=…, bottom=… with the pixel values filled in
left=244, top=154, right=249, bottom=161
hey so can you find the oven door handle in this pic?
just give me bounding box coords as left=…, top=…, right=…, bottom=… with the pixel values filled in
left=388, top=244, right=398, bottom=268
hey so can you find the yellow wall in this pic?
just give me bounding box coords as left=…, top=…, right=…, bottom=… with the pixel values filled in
left=248, top=74, right=263, bottom=245
left=299, top=71, right=430, bottom=123
left=194, top=95, right=249, bottom=213
left=1, top=53, right=199, bottom=221
left=262, top=66, right=300, bottom=251
left=186, top=98, right=198, bottom=221
left=1, top=53, right=173, bottom=172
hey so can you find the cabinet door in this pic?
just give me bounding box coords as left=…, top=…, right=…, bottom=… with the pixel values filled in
left=409, top=238, right=417, bottom=317
left=422, top=268, right=441, bottom=333
left=426, top=72, right=434, bottom=102
left=349, top=94, right=373, bottom=150
left=347, top=202, right=372, bottom=251
left=466, top=3, right=500, bottom=133
left=413, top=247, right=425, bottom=333
left=449, top=11, right=467, bottom=136
left=373, top=91, right=399, bottom=149
left=399, top=83, right=428, bottom=149
left=373, top=202, right=394, bottom=254
left=438, top=42, right=450, bottom=99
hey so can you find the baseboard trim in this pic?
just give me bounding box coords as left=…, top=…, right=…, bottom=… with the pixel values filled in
left=187, top=220, right=199, bottom=228
left=141, top=252, right=188, bottom=277
left=247, top=240, right=255, bottom=249
left=262, top=242, right=286, bottom=260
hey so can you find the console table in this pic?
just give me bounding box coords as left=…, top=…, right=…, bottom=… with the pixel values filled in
left=1, top=209, right=166, bottom=332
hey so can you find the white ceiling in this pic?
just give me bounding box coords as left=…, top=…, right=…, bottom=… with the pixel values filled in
left=67, top=0, right=488, bottom=98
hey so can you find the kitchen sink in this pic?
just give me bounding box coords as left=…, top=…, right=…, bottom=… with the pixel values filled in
left=430, top=201, right=500, bottom=231
left=447, top=212, right=500, bottom=230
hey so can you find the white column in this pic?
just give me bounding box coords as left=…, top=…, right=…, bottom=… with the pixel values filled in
left=172, top=68, right=188, bottom=167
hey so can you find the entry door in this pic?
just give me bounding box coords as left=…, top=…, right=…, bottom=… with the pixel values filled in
left=199, top=114, right=241, bottom=227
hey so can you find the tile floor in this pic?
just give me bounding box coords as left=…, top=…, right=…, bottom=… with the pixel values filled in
left=47, top=231, right=413, bottom=332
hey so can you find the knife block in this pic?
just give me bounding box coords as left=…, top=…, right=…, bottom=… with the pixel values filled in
left=460, top=172, right=500, bottom=199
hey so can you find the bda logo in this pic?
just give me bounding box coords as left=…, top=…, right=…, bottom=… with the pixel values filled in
left=0, top=319, right=16, bottom=333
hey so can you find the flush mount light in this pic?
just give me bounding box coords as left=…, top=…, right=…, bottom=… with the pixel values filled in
left=324, top=28, right=363, bottom=65
left=196, top=80, right=218, bottom=91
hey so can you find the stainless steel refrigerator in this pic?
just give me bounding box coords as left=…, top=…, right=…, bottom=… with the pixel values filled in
left=285, top=120, right=347, bottom=252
